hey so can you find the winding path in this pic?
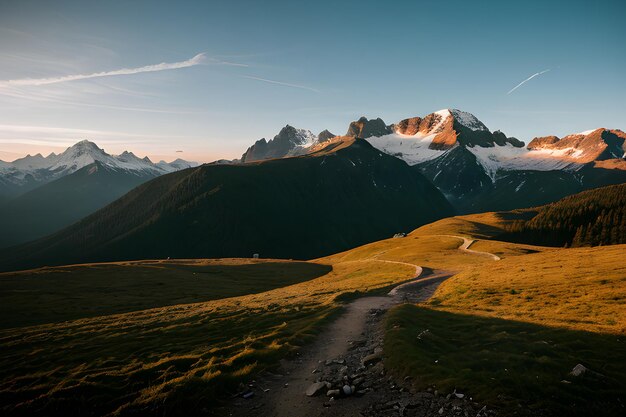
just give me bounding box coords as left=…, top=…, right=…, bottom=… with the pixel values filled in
left=226, top=268, right=452, bottom=417
left=441, top=235, right=501, bottom=261
left=224, top=236, right=501, bottom=416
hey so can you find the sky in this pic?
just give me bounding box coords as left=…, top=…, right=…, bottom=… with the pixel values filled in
left=0, top=0, right=624, bottom=163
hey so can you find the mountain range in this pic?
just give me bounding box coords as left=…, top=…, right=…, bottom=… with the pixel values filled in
left=0, top=140, right=196, bottom=199
left=235, top=108, right=626, bottom=212
left=1, top=108, right=624, bottom=270
left=0, top=137, right=453, bottom=271
left=0, top=141, right=196, bottom=247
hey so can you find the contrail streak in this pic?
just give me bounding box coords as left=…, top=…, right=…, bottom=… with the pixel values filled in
left=242, top=75, right=320, bottom=93
left=0, top=53, right=206, bottom=87
left=507, top=69, right=551, bottom=95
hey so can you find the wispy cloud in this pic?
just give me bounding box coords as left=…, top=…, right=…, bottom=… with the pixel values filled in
left=0, top=87, right=202, bottom=114
left=242, top=75, right=320, bottom=93
left=208, top=58, right=249, bottom=67
left=507, top=69, right=551, bottom=95
left=0, top=53, right=207, bottom=87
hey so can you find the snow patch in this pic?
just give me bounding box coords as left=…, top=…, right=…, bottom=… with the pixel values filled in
left=432, top=109, right=451, bottom=133
left=468, top=144, right=584, bottom=176
left=578, top=129, right=599, bottom=136
left=366, top=132, right=447, bottom=165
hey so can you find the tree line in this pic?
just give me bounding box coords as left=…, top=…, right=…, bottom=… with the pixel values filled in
left=501, top=183, right=626, bottom=247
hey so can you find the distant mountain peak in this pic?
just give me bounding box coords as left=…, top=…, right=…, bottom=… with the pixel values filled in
left=345, top=116, right=392, bottom=138
left=241, top=125, right=317, bottom=163
left=71, top=139, right=101, bottom=151
left=318, top=129, right=336, bottom=142
left=1, top=140, right=197, bottom=190
left=448, top=109, right=489, bottom=132
left=527, top=128, right=626, bottom=163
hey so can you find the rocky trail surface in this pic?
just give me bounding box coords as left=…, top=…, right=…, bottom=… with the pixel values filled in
left=220, top=240, right=501, bottom=417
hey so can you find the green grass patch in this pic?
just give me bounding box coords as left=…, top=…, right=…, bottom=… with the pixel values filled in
left=384, top=305, right=626, bottom=416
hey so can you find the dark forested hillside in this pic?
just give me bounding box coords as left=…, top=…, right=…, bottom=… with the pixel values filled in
left=501, top=183, right=626, bottom=247
left=0, top=138, right=454, bottom=272
left=0, top=162, right=156, bottom=248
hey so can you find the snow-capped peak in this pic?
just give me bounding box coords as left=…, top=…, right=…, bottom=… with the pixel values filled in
left=1, top=140, right=198, bottom=186
left=291, top=127, right=318, bottom=148
left=430, top=109, right=451, bottom=134
left=49, top=140, right=112, bottom=172
left=11, top=153, right=51, bottom=171
left=448, top=109, right=489, bottom=132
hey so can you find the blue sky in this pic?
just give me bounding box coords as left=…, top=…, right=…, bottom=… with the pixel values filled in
left=0, top=0, right=624, bottom=162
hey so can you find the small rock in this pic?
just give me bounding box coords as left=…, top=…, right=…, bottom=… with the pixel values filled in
left=369, top=362, right=384, bottom=375
left=306, top=381, right=328, bottom=397
left=327, top=389, right=341, bottom=397
left=343, top=385, right=353, bottom=395
left=362, top=352, right=383, bottom=366
left=569, top=363, right=588, bottom=377
left=438, top=406, right=444, bottom=415
left=242, top=391, right=254, bottom=399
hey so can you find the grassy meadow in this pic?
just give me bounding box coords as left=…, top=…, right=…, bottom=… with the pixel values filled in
left=429, top=245, right=626, bottom=334
left=380, top=215, right=626, bottom=416
left=0, top=259, right=331, bottom=328
left=1, top=212, right=624, bottom=416
left=1, top=257, right=421, bottom=416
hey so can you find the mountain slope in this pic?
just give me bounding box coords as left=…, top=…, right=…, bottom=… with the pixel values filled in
left=0, top=162, right=158, bottom=248
left=0, top=138, right=454, bottom=272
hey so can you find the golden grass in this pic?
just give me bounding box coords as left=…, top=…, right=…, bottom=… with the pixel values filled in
left=0, top=257, right=418, bottom=415
left=2, top=212, right=623, bottom=416
left=429, top=244, right=626, bottom=334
